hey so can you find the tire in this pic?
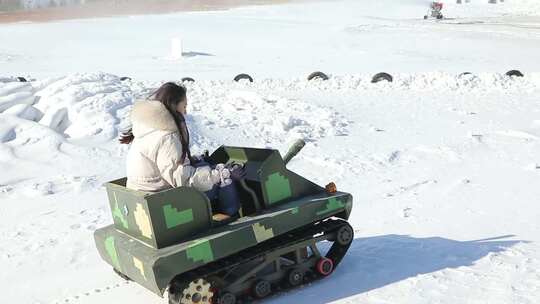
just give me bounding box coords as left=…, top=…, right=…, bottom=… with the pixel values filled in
left=17, top=77, right=27, bottom=82
left=168, top=289, right=182, bottom=304
left=437, top=14, right=443, bottom=20
left=233, top=73, right=253, bottom=82
left=505, top=70, right=524, bottom=77
left=423, top=15, right=428, bottom=20
left=336, top=224, right=354, bottom=246
left=287, top=269, right=304, bottom=287
left=253, top=280, right=271, bottom=298
left=307, top=71, right=329, bottom=81
left=458, top=72, right=478, bottom=80
left=168, top=280, right=185, bottom=304
left=181, top=77, right=195, bottom=83
left=217, top=292, right=236, bottom=304
left=371, top=72, right=393, bottom=83
left=315, top=257, right=334, bottom=276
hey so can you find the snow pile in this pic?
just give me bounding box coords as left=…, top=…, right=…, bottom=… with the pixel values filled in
left=1, top=73, right=134, bottom=142
left=33, top=73, right=133, bottom=140
left=0, top=81, right=36, bottom=114
left=0, top=74, right=132, bottom=198
left=1, top=73, right=351, bottom=162
left=0, top=113, right=73, bottom=197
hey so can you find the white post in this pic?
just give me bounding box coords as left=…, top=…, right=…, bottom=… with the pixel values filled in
left=170, top=37, right=183, bottom=60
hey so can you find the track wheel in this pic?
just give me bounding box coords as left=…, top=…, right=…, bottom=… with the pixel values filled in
left=336, top=224, right=354, bottom=246
left=169, top=278, right=214, bottom=304
left=253, top=280, right=272, bottom=299
left=216, top=292, right=236, bottom=304
left=316, top=257, right=334, bottom=276
left=287, top=269, right=304, bottom=287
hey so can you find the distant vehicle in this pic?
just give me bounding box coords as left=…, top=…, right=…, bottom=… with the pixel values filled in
left=424, top=1, right=444, bottom=20
left=94, top=139, right=354, bottom=304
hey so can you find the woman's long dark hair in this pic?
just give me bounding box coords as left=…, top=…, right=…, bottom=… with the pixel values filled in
left=120, top=82, right=191, bottom=162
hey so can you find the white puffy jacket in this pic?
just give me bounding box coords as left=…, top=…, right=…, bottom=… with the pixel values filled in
left=126, top=100, right=217, bottom=192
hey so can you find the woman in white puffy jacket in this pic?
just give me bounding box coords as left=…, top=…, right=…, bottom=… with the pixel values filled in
left=120, top=82, right=241, bottom=220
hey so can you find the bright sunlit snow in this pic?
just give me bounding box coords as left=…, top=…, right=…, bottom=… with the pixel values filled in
left=1, top=0, right=539, bottom=304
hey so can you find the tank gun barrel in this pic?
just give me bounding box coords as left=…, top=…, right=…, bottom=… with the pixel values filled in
left=283, top=139, right=306, bottom=165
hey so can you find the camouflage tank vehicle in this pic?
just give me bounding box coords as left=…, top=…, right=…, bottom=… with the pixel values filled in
left=94, top=140, right=354, bottom=304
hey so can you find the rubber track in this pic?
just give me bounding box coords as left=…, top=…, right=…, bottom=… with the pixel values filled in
left=171, top=218, right=353, bottom=303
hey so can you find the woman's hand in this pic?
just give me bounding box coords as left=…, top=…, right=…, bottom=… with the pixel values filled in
left=191, top=150, right=211, bottom=165
left=227, top=163, right=246, bottom=181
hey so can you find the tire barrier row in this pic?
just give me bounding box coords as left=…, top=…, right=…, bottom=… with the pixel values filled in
left=4, top=70, right=525, bottom=84
left=178, top=70, right=524, bottom=84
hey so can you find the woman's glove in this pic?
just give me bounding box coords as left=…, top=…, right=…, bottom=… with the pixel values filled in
left=209, top=168, right=222, bottom=185
left=191, top=150, right=211, bottom=165
left=189, top=166, right=220, bottom=192
left=214, top=164, right=232, bottom=187
left=227, top=163, right=246, bottom=181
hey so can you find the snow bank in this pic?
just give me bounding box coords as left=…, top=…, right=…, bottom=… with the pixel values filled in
left=0, top=82, right=35, bottom=112
left=0, top=72, right=354, bottom=166
left=2, top=71, right=538, bottom=150
left=0, top=71, right=537, bottom=186
left=34, top=73, right=133, bottom=140
left=0, top=74, right=132, bottom=143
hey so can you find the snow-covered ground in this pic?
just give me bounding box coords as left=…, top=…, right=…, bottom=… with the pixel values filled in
left=1, top=0, right=540, bottom=304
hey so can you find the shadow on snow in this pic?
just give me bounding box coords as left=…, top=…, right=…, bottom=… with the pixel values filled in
left=182, top=51, right=214, bottom=58
left=267, top=234, right=524, bottom=303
